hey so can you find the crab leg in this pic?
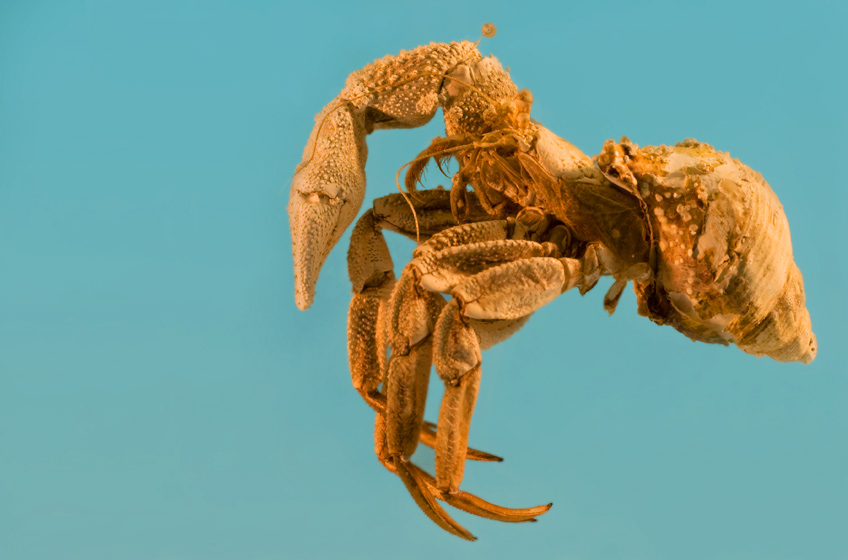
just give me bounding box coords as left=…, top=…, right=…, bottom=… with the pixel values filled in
left=348, top=192, right=501, bottom=458
left=347, top=190, right=478, bottom=395
left=350, top=205, right=587, bottom=536
left=363, top=391, right=503, bottom=461
left=384, top=270, right=445, bottom=460
left=394, top=455, right=477, bottom=540
left=378, top=410, right=547, bottom=526
left=376, top=231, right=571, bottom=533
left=418, top=247, right=585, bottom=502
left=419, top=420, right=503, bottom=462
left=373, top=397, right=541, bottom=537
left=432, top=329, right=481, bottom=494
left=347, top=209, right=395, bottom=395
left=383, top=267, right=524, bottom=539
left=409, top=463, right=552, bottom=523
left=358, top=213, right=570, bottom=535
left=372, top=412, right=477, bottom=540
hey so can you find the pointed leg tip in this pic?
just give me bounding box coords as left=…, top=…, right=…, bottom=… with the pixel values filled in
left=428, top=477, right=552, bottom=524
left=395, top=460, right=476, bottom=541
left=464, top=449, right=504, bottom=462
left=454, top=529, right=478, bottom=542
left=451, top=523, right=477, bottom=542
left=470, top=452, right=503, bottom=462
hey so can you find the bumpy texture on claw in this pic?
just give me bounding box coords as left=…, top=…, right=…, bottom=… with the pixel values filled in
left=289, top=42, right=482, bottom=309
left=289, top=101, right=367, bottom=310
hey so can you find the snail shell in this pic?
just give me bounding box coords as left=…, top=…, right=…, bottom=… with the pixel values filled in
left=599, top=138, right=816, bottom=364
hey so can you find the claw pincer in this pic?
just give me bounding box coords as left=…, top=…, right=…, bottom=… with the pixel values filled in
left=289, top=41, right=480, bottom=310
left=289, top=100, right=367, bottom=310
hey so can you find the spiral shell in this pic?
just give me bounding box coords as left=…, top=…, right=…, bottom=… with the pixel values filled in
left=599, top=138, right=816, bottom=363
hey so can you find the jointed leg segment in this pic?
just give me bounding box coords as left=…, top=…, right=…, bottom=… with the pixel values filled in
left=347, top=192, right=589, bottom=538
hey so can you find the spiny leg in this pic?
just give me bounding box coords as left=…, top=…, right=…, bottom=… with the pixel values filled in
left=348, top=191, right=502, bottom=458
left=419, top=420, right=502, bottom=462
left=373, top=409, right=476, bottom=540
left=382, top=231, right=579, bottom=531
left=363, top=392, right=503, bottom=462
left=422, top=249, right=588, bottom=522
left=352, top=210, right=586, bottom=536
left=347, top=209, right=394, bottom=398
left=383, top=404, right=550, bottom=526
left=382, top=264, right=538, bottom=539
left=408, top=461, right=552, bottom=523
left=373, top=187, right=491, bottom=242
left=380, top=226, right=574, bottom=534
left=348, top=189, right=462, bottom=401
left=372, top=322, right=544, bottom=534
left=384, top=269, right=445, bottom=461
left=348, top=196, right=526, bottom=539
left=380, top=265, right=487, bottom=541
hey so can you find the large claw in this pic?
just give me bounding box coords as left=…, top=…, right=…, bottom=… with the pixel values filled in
left=289, top=41, right=488, bottom=310
left=288, top=101, right=368, bottom=310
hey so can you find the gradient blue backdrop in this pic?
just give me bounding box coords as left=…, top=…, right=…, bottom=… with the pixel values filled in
left=1, top=1, right=846, bottom=559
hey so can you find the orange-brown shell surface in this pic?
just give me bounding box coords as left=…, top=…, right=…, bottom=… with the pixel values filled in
left=601, top=138, right=816, bottom=363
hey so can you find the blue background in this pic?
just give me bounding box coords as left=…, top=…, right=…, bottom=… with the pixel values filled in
left=1, top=1, right=846, bottom=559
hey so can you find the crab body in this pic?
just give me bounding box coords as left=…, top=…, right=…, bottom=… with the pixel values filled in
left=287, top=36, right=816, bottom=540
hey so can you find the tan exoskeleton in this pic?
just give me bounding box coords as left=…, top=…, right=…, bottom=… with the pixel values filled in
left=288, top=26, right=817, bottom=540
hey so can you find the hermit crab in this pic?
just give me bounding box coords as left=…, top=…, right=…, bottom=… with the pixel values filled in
left=287, top=26, right=816, bottom=540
